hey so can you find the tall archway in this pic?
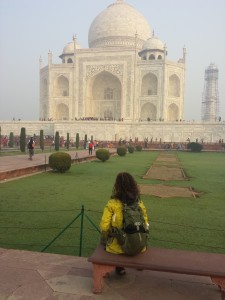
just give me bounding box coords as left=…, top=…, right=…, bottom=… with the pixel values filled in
left=55, top=75, right=69, bottom=97
left=141, top=73, right=158, bottom=96
left=87, top=71, right=121, bottom=120
left=56, top=103, right=69, bottom=120
left=169, top=74, right=180, bottom=97
left=168, top=103, right=179, bottom=121
left=141, top=103, right=157, bottom=121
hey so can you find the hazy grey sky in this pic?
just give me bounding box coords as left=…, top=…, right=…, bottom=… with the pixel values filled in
left=0, top=0, right=224, bottom=121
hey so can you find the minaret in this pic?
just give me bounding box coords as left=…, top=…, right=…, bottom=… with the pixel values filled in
left=48, top=50, right=52, bottom=65
left=201, top=63, right=219, bottom=122
left=39, top=56, right=42, bottom=69
left=182, top=46, right=186, bottom=64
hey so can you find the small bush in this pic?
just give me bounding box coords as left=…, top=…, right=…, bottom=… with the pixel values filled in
left=49, top=152, right=71, bottom=173
left=135, top=145, right=142, bottom=151
left=117, top=146, right=127, bottom=156
left=187, top=142, right=203, bottom=152
left=96, top=148, right=110, bottom=162
left=128, top=146, right=134, bottom=153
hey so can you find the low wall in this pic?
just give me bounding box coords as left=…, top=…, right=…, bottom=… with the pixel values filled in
left=1, top=120, right=225, bottom=143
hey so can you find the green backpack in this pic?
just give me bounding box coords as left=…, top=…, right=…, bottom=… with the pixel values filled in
left=111, top=202, right=149, bottom=256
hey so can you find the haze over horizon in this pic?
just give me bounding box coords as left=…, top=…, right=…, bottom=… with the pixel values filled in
left=0, top=0, right=224, bottom=121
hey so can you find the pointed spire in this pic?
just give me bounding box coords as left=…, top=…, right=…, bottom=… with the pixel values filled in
left=48, top=50, right=52, bottom=65
left=164, top=44, right=167, bottom=59
left=183, top=45, right=187, bottom=63
left=73, top=34, right=77, bottom=50
left=39, top=56, right=42, bottom=69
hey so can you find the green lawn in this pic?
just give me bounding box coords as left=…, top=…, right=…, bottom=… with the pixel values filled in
left=0, top=151, right=224, bottom=257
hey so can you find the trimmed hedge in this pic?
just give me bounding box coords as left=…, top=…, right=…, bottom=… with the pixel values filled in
left=128, top=146, right=134, bottom=153
left=49, top=152, right=71, bottom=173
left=135, top=145, right=142, bottom=151
left=40, top=130, right=44, bottom=151
left=9, top=132, right=14, bottom=148
left=55, top=132, right=60, bottom=151
left=20, top=127, right=26, bottom=152
left=117, top=146, right=127, bottom=156
left=187, top=142, right=203, bottom=152
left=96, top=148, right=110, bottom=162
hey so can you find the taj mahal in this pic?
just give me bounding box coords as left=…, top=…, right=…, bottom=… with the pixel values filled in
left=40, top=0, right=185, bottom=123
left=1, top=0, right=224, bottom=143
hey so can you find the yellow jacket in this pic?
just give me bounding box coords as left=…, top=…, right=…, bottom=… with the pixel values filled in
left=100, top=198, right=149, bottom=254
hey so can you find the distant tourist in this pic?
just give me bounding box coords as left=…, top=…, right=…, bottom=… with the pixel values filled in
left=27, top=137, right=35, bottom=160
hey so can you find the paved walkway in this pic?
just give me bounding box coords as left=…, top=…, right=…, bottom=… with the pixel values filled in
left=0, top=149, right=114, bottom=181
left=0, top=247, right=220, bottom=300
left=0, top=151, right=222, bottom=299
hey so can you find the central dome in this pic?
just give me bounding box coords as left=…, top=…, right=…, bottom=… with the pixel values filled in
left=88, top=0, right=152, bottom=49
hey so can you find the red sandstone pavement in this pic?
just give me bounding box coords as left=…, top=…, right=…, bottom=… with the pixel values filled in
left=0, top=149, right=116, bottom=181
left=0, top=247, right=221, bottom=300
left=0, top=150, right=222, bottom=299
left=0, top=149, right=107, bottom=175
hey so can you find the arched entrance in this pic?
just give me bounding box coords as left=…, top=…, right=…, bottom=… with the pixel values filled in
left=87, top=71, right=121, bottom=120
left=168, top=104, right=179, bottom=121
left=56, top=103, right=69, bottom=120
left=141, top=103, right=157, bottom=121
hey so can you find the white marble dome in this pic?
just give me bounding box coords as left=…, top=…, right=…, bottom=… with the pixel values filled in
left=142, top=36, right=164, bottom=51
left=62, top=40, right=81, bottom=54
left=88, top=0, right=151, bottom=49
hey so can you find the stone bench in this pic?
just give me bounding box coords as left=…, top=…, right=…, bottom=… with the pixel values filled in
left=88, top=245, right=225, bottom=297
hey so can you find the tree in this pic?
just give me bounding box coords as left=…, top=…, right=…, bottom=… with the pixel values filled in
left=66, top=133, right=70, bottom=150
left=76, top=133, right=79, bottom=149
left=84, top=134, right=87, bottom=149
left=55, top=131, right=60, bottom=151
left=40, top=130, right=44, bottom=151
left=8, top=132, right=14, bottom=148
left=20, top=127, right=26, bottom=152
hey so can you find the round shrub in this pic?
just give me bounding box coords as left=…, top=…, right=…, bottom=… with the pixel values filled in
left=96, top=148, right=110, bottom=162
left=187, top=142, right=203, bottom=152
left=128, top=146, right=134, bottom=153
left=117, top=146, right=127, bottom=156
left=49, top=152, right=71, bottom=173
left=135, top=145, right=142, bottom=151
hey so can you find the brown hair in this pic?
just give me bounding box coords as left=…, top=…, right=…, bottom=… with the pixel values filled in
left=111, top=172, right=140, bottom=205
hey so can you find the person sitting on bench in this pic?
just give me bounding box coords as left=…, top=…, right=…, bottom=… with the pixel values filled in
left=100, top=172, right=149, bottom=275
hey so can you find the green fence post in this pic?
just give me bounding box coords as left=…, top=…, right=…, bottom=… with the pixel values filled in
left=79, top=205, right=84, bottom=256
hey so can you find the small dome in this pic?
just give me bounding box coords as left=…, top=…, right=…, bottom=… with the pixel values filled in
left=88, top=0, right=151, bottom=49
left=62, top=40, right=81, bottom=54
left=142, top=36, right=164, bottom=51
